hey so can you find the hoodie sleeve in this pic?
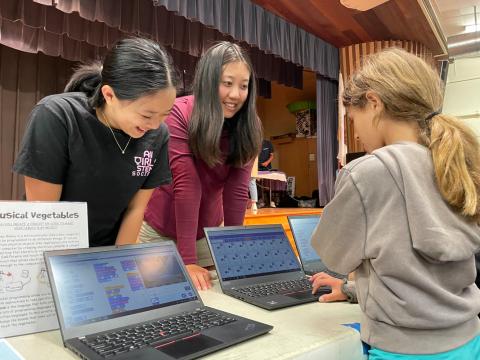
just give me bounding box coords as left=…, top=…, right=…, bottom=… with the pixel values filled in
left=311, top=168, right=367, bottom=275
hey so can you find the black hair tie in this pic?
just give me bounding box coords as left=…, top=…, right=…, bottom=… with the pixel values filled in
left=425, top=111, right=440, bottom=121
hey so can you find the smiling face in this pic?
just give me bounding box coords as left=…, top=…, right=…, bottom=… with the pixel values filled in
left=99, top=85, right=176, bottom=138
left=218, top=61, right=250, bottom=119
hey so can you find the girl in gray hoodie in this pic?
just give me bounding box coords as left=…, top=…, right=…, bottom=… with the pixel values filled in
left=310, top=48, right=480, bottom=359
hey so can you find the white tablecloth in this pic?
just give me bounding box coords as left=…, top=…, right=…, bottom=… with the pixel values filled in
left=254, top=171, right=287, bottom=182
left=6, top=281, right=364, bottom=360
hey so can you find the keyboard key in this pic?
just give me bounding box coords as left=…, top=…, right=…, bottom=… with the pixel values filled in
left=236, top=278, right=313, bottom=298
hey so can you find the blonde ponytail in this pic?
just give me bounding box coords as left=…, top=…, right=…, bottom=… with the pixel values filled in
left=343, top=47, right=480, bottom=221
left=428, top=114, right=480, bottom=220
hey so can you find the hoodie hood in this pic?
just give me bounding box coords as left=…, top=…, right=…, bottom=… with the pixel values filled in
left=373, top=142, right=480, bottom=263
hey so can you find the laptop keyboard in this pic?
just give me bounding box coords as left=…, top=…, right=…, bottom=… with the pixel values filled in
left=80, top=308, right=237, bottom=358
left=235, top=278, right=313, bottom=298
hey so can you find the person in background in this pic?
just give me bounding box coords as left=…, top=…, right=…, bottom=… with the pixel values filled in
left=258, top=139, right=274, bottom=170
left=256, top=139, right=276, bottom=207
left=249, top=157, right=259, bottom=213
left=13, top=37, right=177, bottom=247
left=310, top=48, right=480, bottom=359
left=140, top=41, right=263, bottom=290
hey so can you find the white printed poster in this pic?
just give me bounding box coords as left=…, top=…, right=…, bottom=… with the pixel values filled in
left=0, top=202, right=88, bottom=338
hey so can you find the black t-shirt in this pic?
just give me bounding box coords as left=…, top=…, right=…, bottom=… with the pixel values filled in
left=258, top=139, right=274, bottom=170
left=13, top=92, right=172, bottom=247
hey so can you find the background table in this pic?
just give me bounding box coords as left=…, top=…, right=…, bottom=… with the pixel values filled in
left=244, top=207, right=323, bottom=255
left=254, top=171, right=288, bottom=207
left=6, top=281, right=364, bottom=360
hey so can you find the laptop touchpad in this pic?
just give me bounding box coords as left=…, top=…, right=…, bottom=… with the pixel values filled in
left=285, top=290, right=319, bottom=300
left=157, top=334, right=223, bottom=358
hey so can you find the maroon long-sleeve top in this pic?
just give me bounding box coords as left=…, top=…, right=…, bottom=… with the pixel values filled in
left=144, top=96, right=252, bottom=264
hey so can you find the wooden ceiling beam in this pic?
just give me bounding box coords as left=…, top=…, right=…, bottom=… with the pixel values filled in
left=252, top=0, right=446, bottom=55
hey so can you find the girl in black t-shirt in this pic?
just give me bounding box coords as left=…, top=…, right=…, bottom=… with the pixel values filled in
left=13, top=38, right=177, bottom=247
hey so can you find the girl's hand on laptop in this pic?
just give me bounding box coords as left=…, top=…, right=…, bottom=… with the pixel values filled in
left=310, top=272, right=347, bottom=302
left=186, top=264, right=212, bottom=291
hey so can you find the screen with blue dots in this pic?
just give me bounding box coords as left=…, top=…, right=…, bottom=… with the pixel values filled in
left=207, top=226, right=301, bottom=281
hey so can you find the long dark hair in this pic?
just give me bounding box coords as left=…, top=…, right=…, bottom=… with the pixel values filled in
left=188, top=41, right=262, bottom=168
left=64, top=37, right=176, bottom=107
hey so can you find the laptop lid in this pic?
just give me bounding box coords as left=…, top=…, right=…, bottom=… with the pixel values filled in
left=204, top=225, right=302, bottom=283
left=288, top=215, right=329, bottom=271
left=44, top=242, right=202, bottom=341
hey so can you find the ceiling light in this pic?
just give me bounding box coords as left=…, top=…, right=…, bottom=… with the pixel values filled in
left=465, top=24, right=480, bottom=33
left=340, top=0, right=389, bottom=11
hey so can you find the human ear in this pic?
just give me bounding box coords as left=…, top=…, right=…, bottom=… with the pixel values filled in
left=101, top=85, right=116, bottom=105
left=365, top=91, right=382, bottom=111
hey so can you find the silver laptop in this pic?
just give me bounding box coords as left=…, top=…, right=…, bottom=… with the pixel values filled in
left=288, top=215, right=345, bottom=278
left=44, top=242, right=272, bottom=360
left=204, top=225, right=331, bottom=310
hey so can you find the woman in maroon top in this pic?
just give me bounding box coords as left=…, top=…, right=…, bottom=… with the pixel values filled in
left=141, top=42, right=263, bottom=290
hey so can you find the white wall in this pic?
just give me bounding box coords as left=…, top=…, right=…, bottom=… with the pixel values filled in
left=443, top=56, right=480, bottom=139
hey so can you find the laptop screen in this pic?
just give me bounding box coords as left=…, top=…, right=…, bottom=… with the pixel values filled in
left=206, top=226, right=301, bottom=281
left=288, top=215, right=325, bottom=266
left=48, top=245, right=197, bottom=329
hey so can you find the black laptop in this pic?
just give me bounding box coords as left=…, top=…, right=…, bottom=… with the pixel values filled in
left=44, top=242, right=272, bottom=360
left=204, top=225, right=331, bottom=310
left=288, top=215, right=345, bottom=278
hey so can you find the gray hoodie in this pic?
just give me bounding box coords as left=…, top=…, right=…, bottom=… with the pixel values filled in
left=312, top=142, right=480, bottom=354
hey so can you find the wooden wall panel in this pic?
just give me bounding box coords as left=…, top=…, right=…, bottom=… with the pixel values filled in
left=272, top=137, right=318, bottom=197
left=0, top=45, right=76, bottom=200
